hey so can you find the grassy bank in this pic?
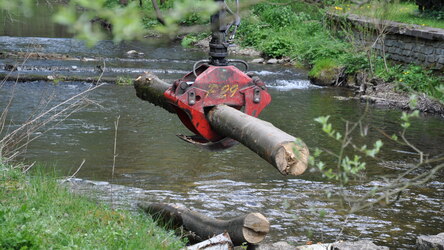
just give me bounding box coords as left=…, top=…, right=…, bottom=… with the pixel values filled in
left=234, top=1, right=443, bottom=102
left=0, top=163, right=184, bottom=249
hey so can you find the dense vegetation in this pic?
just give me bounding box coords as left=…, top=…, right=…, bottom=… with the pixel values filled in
left=0, top=163, right=184, bottom=249
left=233, top=0, right=443, bottom=102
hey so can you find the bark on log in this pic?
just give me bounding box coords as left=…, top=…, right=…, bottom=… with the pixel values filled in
left=133, top=72, right=176, bottom=113
left=138, top=202, right=269, bottom=246
left=207, top=105, right=309, bottom=176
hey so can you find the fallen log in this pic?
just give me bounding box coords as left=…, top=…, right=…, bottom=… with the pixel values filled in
left=137, top=202, right=269, bottom=246
left=0, top=73, right=117, bottom=84
left=133, top=72, right=309, bottom=175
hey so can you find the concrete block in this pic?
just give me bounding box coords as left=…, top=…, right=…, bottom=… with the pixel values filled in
left=424, top=47, right=435, bottom=55
left=404, top=43, right=414, bottom=50
left=403, top=49, right=413, bottom=56
left=385, top=39, right=394, bottom=47
left=417, top=54, right=426, bottom=61
left=427, top=55, right=437, bottom=63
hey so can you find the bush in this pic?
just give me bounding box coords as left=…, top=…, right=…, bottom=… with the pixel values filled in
left=261, top=37, right=293, bottom=58
left=237, top=20, right=270, bottom=47
left=253, top=4, right=297, bottom=28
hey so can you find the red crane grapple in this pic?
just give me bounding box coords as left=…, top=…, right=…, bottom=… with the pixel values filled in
left=164, top=64, right=271, bottom=150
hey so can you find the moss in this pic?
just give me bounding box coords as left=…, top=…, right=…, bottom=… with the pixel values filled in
left=309, top=59, right=341, bottom=78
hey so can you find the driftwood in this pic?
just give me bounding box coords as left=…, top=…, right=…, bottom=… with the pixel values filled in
left=138, top=202, right=269, bottom=246
left=134, top=72, right=309, bottom=176
left=187, top=233, right=233, bottom=250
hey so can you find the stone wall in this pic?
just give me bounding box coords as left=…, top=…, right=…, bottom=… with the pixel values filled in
left=329, top=13, right=444, bottom=71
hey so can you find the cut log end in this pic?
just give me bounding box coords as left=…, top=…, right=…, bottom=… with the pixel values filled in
left=274, top=141, right=309, bottom=176
left=243, top=213, right=270, bottom=233
left=242, top=212, right=270, bottom=244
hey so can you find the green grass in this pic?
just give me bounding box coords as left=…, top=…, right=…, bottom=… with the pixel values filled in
left=333, top=2, right=444, bottom=29
left=309, top=58, right=341, bottom=78
left=0, top=163, right=184, bottom=249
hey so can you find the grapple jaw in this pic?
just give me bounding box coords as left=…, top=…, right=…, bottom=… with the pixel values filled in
left=164, top=64, right=271, bottom=150
left=176, top=134, right=238, bottom=151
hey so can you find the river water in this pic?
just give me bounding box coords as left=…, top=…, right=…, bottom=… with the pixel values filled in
left=1, top=4, right=443, bottom=248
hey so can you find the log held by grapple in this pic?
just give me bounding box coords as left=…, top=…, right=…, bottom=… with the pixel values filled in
left=134, top=72, right=309, bottom=176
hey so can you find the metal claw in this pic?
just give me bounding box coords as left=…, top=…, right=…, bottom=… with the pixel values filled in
left=177, top=134, right=238, bottom=151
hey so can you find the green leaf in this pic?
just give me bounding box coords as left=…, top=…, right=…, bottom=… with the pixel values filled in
left=53, top=7, right=77, bottom=26
left=314, top=115, right=330, bottom=125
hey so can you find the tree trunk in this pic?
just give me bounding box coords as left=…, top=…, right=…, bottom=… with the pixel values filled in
left=207, top=105, right=309, bottom=176
left=151, top=0, right=166, bottom=25
left=138, top=203, right=269, bottom=246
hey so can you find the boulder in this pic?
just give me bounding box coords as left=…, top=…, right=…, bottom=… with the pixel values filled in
left=416, top=232, right=444, bottom=250
left=308, top=66, right=346, bottom=87
left=126, top=50, right=144, bottom=57
left=266, top=58, right=278, bottom=64
left=251, top=58, right=265, bottom=64
left=332, top=240, right=388, bottom=250
left=289, top=240, right=388, bottom=250
left=254, top=241, right=294, bottom=250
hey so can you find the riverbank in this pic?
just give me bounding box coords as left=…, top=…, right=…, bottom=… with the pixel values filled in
left=0, top=163, right=184, bottom=249
left=189, top=1, right=443, bottom=115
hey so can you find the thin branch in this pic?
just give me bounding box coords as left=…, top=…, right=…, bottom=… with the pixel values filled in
left=68, top=159, right=86, bottom=179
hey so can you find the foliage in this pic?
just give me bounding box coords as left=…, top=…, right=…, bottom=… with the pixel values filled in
left=375, top=63, right=444, bottom=101
left=153, top=0, right=218, bottom=34
left=53, top=0, right=145, bottom=46
left=0, top=0, right=34, bottom=17
left=254, top=4, right=298, bottom=28
left=261, top=37, right=293, bottom=58
left=181, top=32, right=210, bottom=47
left=0, top=163, right=184, bottom=249
left=311, top=115, right=383, bottom=186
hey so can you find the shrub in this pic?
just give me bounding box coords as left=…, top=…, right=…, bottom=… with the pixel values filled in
left=254, top=4, right=297, bottom=28
left=261, top=37, right=293, bottom=58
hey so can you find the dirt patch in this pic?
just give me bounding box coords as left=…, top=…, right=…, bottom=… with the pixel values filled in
left=353, top=78, right=444, bottom=115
